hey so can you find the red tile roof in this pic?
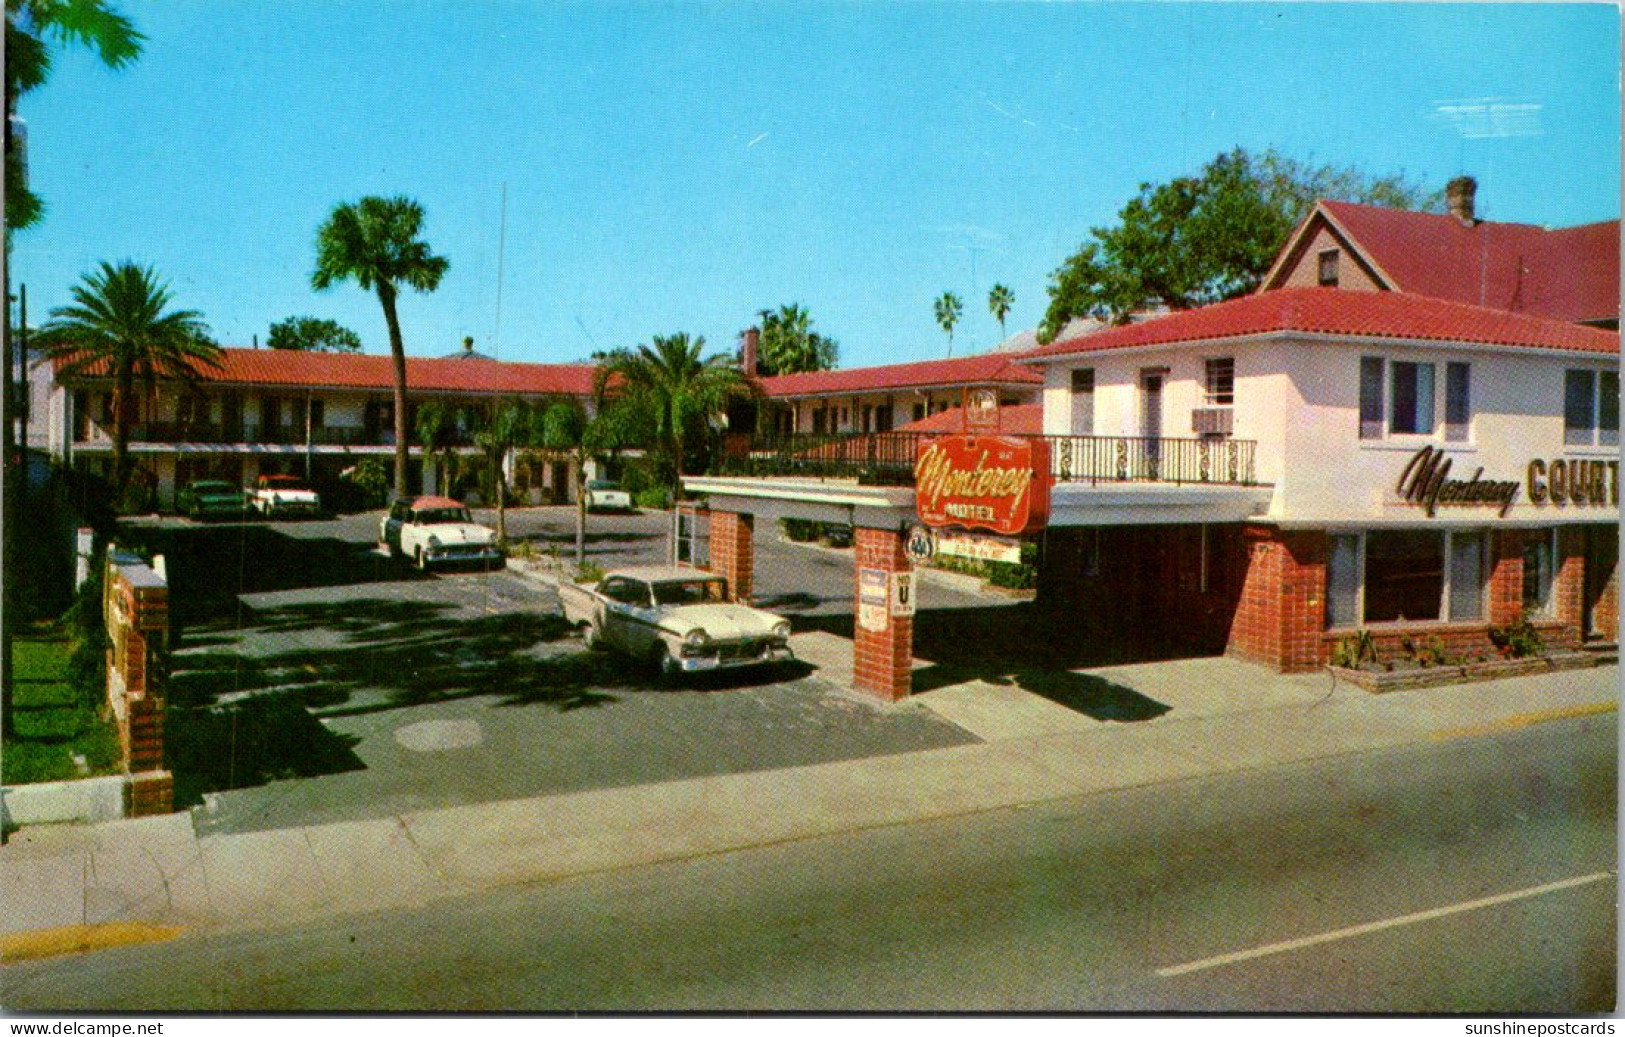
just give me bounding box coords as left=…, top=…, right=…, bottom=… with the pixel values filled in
left=55, top=347, right=599, bottom=396
left=1280, top=201, right=1619, bottom=324
left=757, top=353, right=1042, bottom=398
left=890, top=402, right=1043, bottom=435
left=1025, top=287, right=1619, bottom=360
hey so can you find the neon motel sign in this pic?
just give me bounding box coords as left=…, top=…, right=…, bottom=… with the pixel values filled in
left=914, top=435, right=1051, bottom=535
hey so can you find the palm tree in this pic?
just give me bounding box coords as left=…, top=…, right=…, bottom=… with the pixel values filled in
left=312, top=196, right=449, bottom=498
left=473, top=398, right=537, bottom=547
left=35, top=261, right=217, bottom=497
left=6, top=0, right=144, bottom=230
left=594, top=333, right=754, bottom=498
left=756, top=303, right=838, bottom=375
left=934, top=291, right=963, bottom=357
left=988, top=283, right=1015, bottom=341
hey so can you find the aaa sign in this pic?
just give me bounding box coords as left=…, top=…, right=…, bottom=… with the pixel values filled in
left=914, top=435, right=1051, bottom=535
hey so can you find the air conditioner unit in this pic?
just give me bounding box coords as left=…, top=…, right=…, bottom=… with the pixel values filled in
left=1191, top=407, right=1234, bottom=436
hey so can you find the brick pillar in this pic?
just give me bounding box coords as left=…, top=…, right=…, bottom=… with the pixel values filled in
left=1591, top=526, right=1618, bottom=640
left=1554, top=527, right=1586, bottom=646
left=708, top=510, right=754, bottom=602
left=107, top=556, right=174, bottom=817
left=1488, top=530, right=1527, bottom=627
left=1227, top=525, right=1328, bottom=672
left=853, top=526, right=913, bottom=700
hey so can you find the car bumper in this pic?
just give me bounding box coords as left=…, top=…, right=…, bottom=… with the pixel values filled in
left=425, top=546, right=505, bottom=565
left=265, top=500, right=322, bottom=516
left=676, top=642, right=794, bottom=671
left=193, top=502, right=249, bottom=518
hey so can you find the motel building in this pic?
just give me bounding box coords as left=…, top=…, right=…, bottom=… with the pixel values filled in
left=687, top=196, right=1619, bottom=699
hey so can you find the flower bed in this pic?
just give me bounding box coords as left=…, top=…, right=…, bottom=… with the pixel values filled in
left=1327, top=651, right=1598, bottom=693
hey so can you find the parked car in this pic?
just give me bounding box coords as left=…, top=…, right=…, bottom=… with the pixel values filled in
left=380, top=495, right=504, bottom=571
left=175, top=479, right=251, bottom=521
left=248, top=474, right=323, bottom=519
left=558, top=565, right=794, bottom=677
left=584, top=479, right=634, bottom=513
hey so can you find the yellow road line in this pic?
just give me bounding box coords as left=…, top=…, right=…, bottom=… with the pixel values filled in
left=0, top=922, right=184, bottom=964
left=1431, top=701, right=1617, bottom=742
left=1158, top=871, right=1615, bottom=978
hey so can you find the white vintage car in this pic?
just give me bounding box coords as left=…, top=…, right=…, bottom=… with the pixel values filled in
left=248, top=474, right=323, bottom=518
left=584, top=479, right=634, bottom=513
left=558, top=566, right=794, bottom=677
left=379, top=496, right=505, bottom=570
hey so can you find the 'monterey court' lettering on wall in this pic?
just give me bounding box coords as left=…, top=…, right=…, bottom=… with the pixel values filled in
left=1396, top=446, right=1619, bottom=517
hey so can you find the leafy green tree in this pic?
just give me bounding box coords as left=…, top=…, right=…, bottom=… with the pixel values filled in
left=594, top=333, right=754, bottom=497
left=35, top=262, right=218, bottom=497
left=1039, top=147, right=1440, bottom=342
left=988, top=283, right=1014, bottom=340
left=538, top=393, right=641, bottom=569
left=312, top=195, right=449, bottom=498
left=268, top=315, right=362, bottom=353
left=933, top=291, right=963, bottom=357
left=755, top=303, right=838, bottom=376
left=5, top=0, right=144, bottom=231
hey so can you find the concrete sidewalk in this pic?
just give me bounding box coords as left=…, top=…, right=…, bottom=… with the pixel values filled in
left=1, top=654, right=1615, bottom=960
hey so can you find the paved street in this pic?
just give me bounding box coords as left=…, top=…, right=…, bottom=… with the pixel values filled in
left=2, top=713, right=1612, bottom=1012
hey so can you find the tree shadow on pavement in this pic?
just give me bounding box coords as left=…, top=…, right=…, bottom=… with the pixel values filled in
left=165, top=692, right=365, bottom=809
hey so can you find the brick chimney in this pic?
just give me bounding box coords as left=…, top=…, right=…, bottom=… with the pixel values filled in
left=1446, top=176, right=1478, bottom=226
left=740, top=327, right=760, bottom=376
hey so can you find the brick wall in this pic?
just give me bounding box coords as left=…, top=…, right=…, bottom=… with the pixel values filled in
left=1228, top=526, right=1329, bottom=672
left=708, top=510, right=754, bottom=602
left=853, top=526, right=913, bottom=701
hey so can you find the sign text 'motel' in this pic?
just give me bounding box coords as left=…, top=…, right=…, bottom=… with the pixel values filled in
left=1397, top=446, right=1619, bottom=517
left=914, top=435, right=1052, bottom=535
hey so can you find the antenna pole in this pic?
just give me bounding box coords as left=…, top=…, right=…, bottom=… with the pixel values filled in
left=494, top=182, right=508, bottom=361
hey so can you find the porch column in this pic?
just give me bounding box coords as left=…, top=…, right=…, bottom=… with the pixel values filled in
left=709, top=510, right=755, bottom=602
left=853, top=525, right=913, bottom=701
left=1228, top=525, right=1328, bottom=673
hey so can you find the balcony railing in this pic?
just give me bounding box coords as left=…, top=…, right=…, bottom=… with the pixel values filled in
left=710, top=432, right=1259, bottom=487
left=80, top=422, right=478, bottom=449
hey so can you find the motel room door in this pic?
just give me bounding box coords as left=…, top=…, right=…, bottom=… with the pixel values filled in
left=1139, top=369, right=1165, bottom=478
left=1584, top=525, right=1617, bottom=640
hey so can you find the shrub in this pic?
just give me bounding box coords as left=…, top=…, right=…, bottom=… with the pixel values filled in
left=634, top=487, right=671, bottom=510
left=63, top=561, right=108, bottom=710
left=1330, top=629, right=1379, bottom=669
left=347, top=457, right=391, bottom=507
left=781, top=518, right=820, bottom=542
left=575, top=561, right=605, bottom=584
left=1489, top=613, right=1547, bottom=659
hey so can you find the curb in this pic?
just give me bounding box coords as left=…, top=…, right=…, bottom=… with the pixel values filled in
left=1, top=922, right=185, bottom=963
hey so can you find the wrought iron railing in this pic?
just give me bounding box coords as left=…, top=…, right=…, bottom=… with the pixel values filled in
left=84, top=423, right=479, bottom=449
left=710, top=432, right=1258, bottom=487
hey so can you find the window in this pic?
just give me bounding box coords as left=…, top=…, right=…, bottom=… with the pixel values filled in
left=913, top=402, right=926, bottom=421
left=1318, top=249, right=1340, bottom=287
left=1522, top=531, right=1556, bottom=617
left=1359, top=357, right=1385, bottom=439
left=1390, top=362, right=1435, bottom=435
left=1070, top=368, right=1095, bottom=436
left=1444, top=362, right=1471, bottom=442
left=1326, top=529, right=1489, bottom=627
left=1204, top=357, right=1235, bottom=406
left=1565, top=369, right=1619, bottom=447
left=1364, top=530, right=1444, bottom=623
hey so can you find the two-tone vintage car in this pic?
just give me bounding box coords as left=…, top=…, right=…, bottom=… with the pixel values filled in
left=175, top=479, right=251, bottom=521
left=248, top=474, right=323, bottom=519
left=379, top=495, right=505, bottom=570
left=558, top=566, right=794, bottom=677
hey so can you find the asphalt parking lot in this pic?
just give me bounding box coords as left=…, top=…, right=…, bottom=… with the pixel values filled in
left=134, top=507, right=985, bottom=835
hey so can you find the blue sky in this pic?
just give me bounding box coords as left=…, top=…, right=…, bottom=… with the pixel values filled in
left=11, top=1, right=1620, bottom=368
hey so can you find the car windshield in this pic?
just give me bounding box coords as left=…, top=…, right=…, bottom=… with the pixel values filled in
left=651, top=579, right=728, bottom=606
left=588, top=481, right=620, bottom=491
left=415, top=507, right=472, bottom=525
left=192, top=482, right=235, bottom=493
left=264, top=476, right=306, bottom=489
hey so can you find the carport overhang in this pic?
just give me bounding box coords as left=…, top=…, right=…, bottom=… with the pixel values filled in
left=683, top=476, right=916, bottom=529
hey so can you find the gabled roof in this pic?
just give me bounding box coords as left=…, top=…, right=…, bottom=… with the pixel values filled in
left=54, top=347, right=599, bottom=396
left=1024, top=287, right=1619, bottom=361
left=1263, top=200, right=1621, bottom=324
left=890, top=402, right=1043, bottom=435
left=757, top=353, right=1042, bottom=399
